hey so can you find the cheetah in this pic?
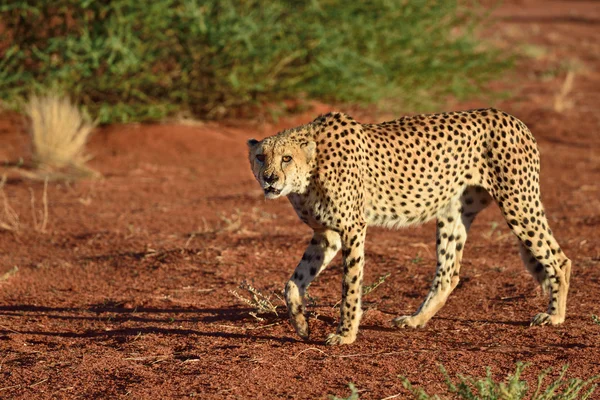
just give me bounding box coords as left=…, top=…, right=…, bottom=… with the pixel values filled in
left=247, top=108, right=571, bottom=345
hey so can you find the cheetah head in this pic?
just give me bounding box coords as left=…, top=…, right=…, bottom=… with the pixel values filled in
left=247, top=136, right=316, bottom=199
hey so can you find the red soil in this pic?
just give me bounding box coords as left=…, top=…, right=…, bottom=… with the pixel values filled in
left=1, top=1, right=599, bottom=398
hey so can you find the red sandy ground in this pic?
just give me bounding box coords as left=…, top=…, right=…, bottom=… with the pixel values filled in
left=1, top=1, right=599, bottom=399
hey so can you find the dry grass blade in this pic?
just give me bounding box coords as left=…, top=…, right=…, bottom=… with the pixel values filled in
left=25, top=95, right=99, bottom=178
left=29, top=178, right=49, bottom=232
left=0, top=175, right=20, bottom=232
left=29, top=378, right=48, bottom=388
left=554, top=70, right=575, bottom=113
left=290, top=347, right=327, bottom=359
left=0, top=267, right=19, bottom=282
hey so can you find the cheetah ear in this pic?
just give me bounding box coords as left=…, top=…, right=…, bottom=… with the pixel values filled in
left=301, top=141, right=316, bottom=161
left=247, top=138, right=259, bottom=149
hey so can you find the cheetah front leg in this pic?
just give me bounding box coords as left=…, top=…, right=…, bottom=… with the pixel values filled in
left=325, top=224, right=366, bottom=346
left=394, top=199, right=466, bottom=328
left=285, top=229, right=341, bottom=340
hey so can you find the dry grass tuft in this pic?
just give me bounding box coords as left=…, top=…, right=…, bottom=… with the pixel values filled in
left=229, top=281, right=283, bottom=321
left=25, top=95, right=99, bottom=178
left=29, top=179, right=49, bottom=233
left=0, top=175, right=20, bottom=232
left=0, top=174, right=50, bottom=233
left=0, top=266, right=19, bottom=282
left=554, top=70, right=576, bottom=113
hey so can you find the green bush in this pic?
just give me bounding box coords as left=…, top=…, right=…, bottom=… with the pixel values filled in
left=0, top=0, right=511, bottom=123
left=401, top=363, right=598, bottom=400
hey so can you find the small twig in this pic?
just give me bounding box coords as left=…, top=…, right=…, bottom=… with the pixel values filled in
left=40, top=178, right=49, bottom=232
left=29, top=187, right=37, bottom=229
left=0, top=175, right=20, bottom=232
left=29, top=378, right=48, bottom=388
left=290, top=347, right=327, bottom=359
left=380, top=393, right=403, bottom=400
left=0, top=384, right=21, bottom=392
left=0, top=324, right=20, bottom=334
left=244, top=321, right=283, bottom=330
left=0, top=353, right=10, bottom=371
left=213, top=321, right=282, bottom=331
left=182, top=358, right=201, bottom=364
left=124, top=355, right=170, bottom=361
left=214, top=324, right=242, bottom=330
left=184, top=233, right=196, bottom=248
left=332, top=350, right=408, bottom=359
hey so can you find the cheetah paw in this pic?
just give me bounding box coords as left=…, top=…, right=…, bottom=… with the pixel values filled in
left=289, top=314, right=310, bottom=340
left=325, top=333, right=356, bottom=346
left=530, top=313, right=551, bottom=326
left=392, top=315, right=424, bottom=328
left=530, top=312, right=564, bottom=326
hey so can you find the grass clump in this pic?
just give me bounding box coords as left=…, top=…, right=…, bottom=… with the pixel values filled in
left=0, top=175, right=50, bottom=233
left=0, top=175, right=21, bottom=232
left=1, top=0, right=512, bottom=123
left=401, top=363, right=598, bottom=400
left=25, top=95, right=97, bottom=178
left=229, top=281, right=282, bottom=321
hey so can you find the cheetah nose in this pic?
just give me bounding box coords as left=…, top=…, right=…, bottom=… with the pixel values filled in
left=263, top=173, right=278, bottom=184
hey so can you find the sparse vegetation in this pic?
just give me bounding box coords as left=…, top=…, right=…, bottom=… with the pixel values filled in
left=330, top=382, right=360, bottom=400
left=401, top=363, right=598, bottom=400
left=593, top=315, right=600, bottom=326
left=363, top=273, right=391, bottom=297
left=0, top=175, right=50, bottom=233
left=24, top=95, right=98, bottom=179
left=229, top=281, right=283, bottom=321
left=0, top=266, right=19, bottom=282
left=553, top=71, right=575, bottom=113
left=0, top=176, right=21, bottom=232
left=411, top=255, right=424, bottom=264
left=28, top=179, right=49, bottom=232
left=333, top=273, right=391, bottom=309
left=1, top=0, right=512, bottom=123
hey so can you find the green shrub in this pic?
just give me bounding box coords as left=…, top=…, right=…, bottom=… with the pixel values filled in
left=0, top=0, right=511, bottom=123
left=401, top=363, right=598, bottom=400
left=330, top=382, right=360, bottom=400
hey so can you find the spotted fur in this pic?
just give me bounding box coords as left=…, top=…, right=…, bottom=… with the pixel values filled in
left=247, top=108, right=571, bottom=345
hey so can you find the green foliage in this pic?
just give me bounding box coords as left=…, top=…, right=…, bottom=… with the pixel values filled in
left=401, top=363, right=598, bottom=400
left=330, top=382, right=360, bottom=400
left=593, top=315, right=600, bottom=326
left=0, top=0, right=512, bottom=123
left=363, top=272, right=390, bottom=297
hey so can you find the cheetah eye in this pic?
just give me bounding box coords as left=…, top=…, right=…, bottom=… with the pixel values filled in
left=282, top=155, right=292, bottom=163
left=256, top=154, right=265, bottom=162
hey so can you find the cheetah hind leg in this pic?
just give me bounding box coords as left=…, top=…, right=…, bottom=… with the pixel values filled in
left=499, top=199, right=571, bottom=326
left=394, top=186, right=491, bottom=328
left=394, top=197, right=467, bottom=328
left=516, top=233, right=571, bottom=326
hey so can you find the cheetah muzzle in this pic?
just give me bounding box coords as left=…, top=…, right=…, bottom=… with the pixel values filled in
left=247, top=109, right=572, bottom=345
